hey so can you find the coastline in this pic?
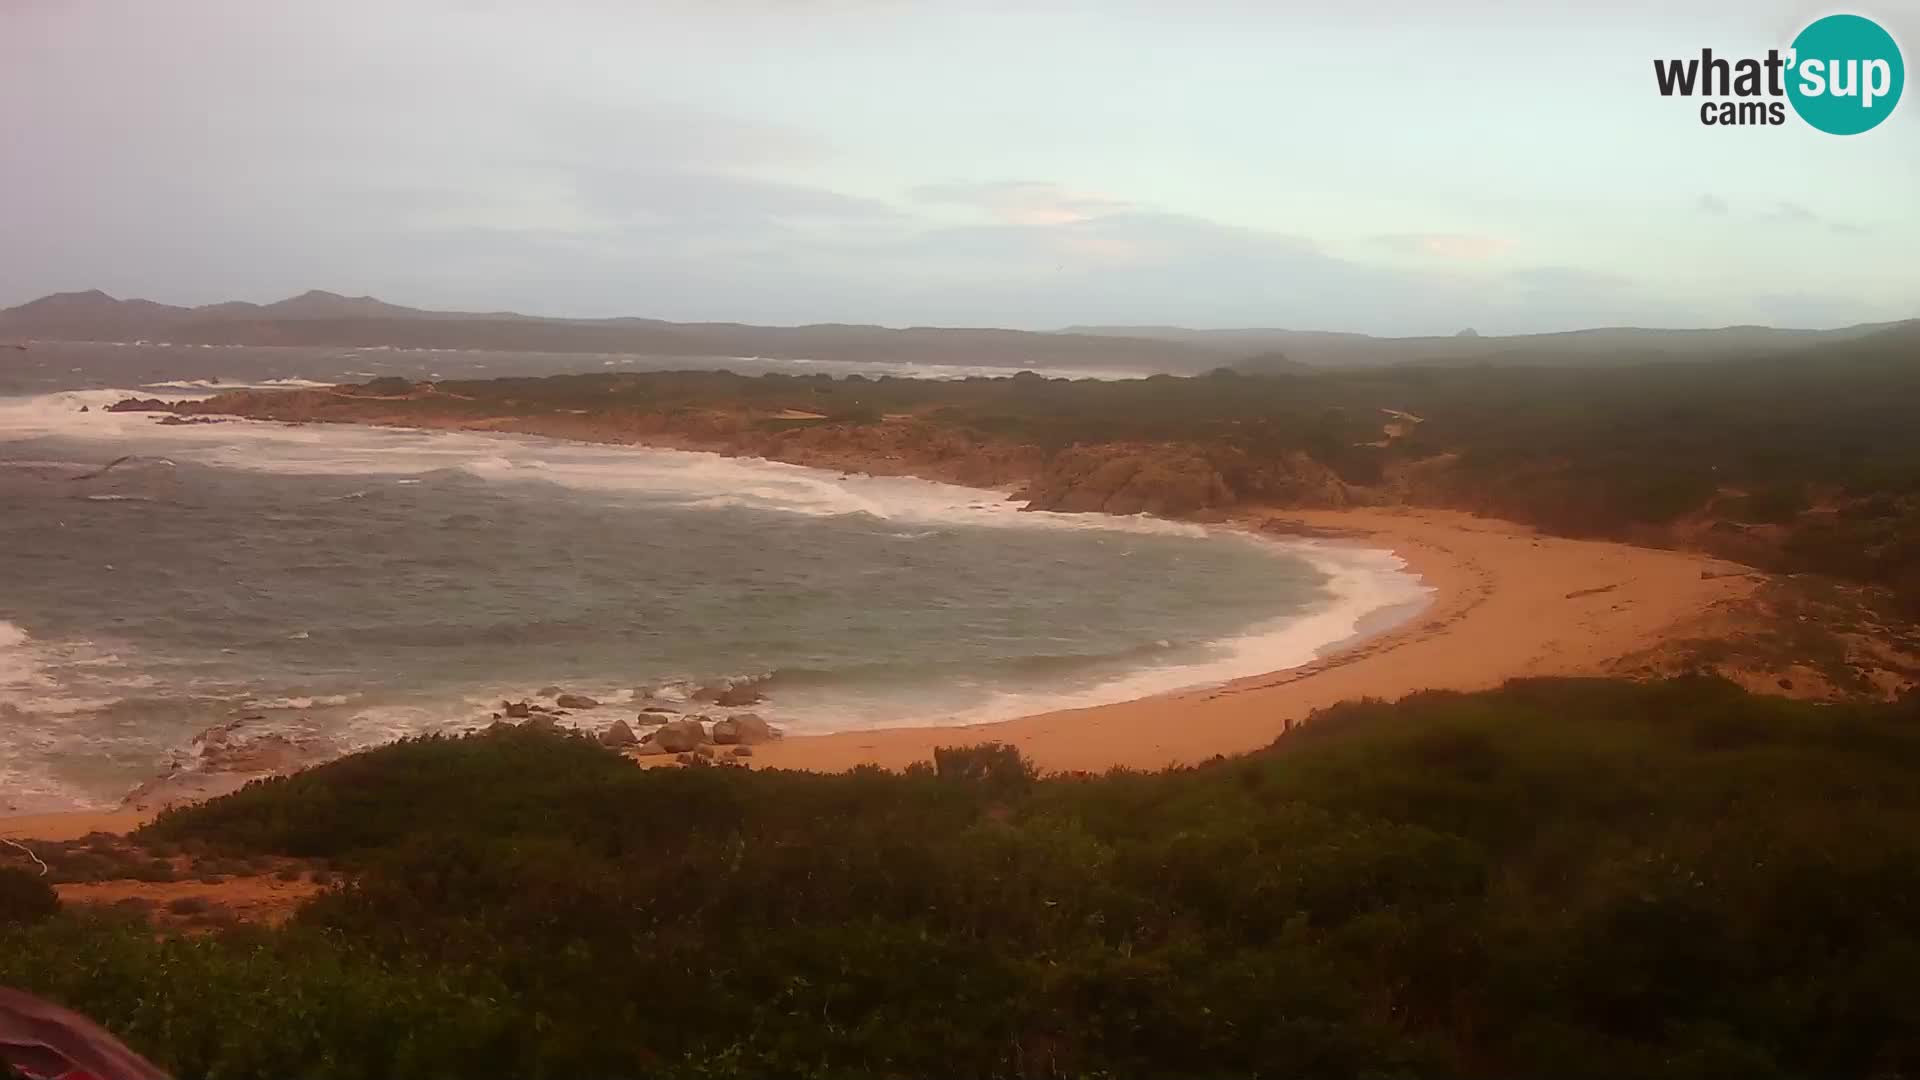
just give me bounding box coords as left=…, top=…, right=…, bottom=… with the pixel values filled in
left=736, top=505, right=1757, bottom=774
left=0, top=405, right=1762, bottom=837
left=0, top=506, right=1755, bottom=837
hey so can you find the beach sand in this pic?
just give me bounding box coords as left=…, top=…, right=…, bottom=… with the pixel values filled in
left=1, top=810, right=152, bottom=843
left=738, top=506, right=1758, bottom=774
left=1, top=506, right=1757, bottom=840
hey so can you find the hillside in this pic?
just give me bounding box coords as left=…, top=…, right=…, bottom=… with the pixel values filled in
left=1064, top=321, right=1910, bottom=370
left=0, top=290, right=1221, bottom=373
left=7, top=290, right=1910, bottom=374
left=6, top=678, right=1920, bottom=1078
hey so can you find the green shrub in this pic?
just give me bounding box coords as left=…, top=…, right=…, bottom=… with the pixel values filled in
left=13, top=678, right=1901, bottom=1077
left=0, top=866, right=59, bottom=925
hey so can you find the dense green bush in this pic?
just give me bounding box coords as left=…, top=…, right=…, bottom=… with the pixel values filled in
left=1, top=678, right=1911, bottom=1077
left=0, top=866, right=60, bottom=925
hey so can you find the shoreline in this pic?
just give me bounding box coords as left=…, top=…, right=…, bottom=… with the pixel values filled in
left=0, top=405, right=1762, bottom=836
left=736, top=505, right=1756, bottom=774
left=0, top=507, right=1756, bottom=840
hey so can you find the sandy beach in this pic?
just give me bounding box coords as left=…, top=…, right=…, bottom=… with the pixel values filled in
left=739, top=506, right=1758, bottom=774
left=0, top=810, right=153, bottom=842
left=1, top=505, right=1756, bottom=840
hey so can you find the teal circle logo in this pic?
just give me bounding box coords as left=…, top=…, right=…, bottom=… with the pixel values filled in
left=1787, top=14, right=1904, bottom=135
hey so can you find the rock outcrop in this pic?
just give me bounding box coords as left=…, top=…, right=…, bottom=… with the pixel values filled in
left=645, top=718, right=709, bottom=754
left=711, top=713, right=776, bottom=745
left=598, top=719, right=638, bottom=747
left=692, top=680, right=765, bottom=707
left=1016, top=443, right=1352, bottom=516
left=105, top=397, right=173, bottom=413
left=1016, top=444, right=1234, bottom=516
left=555, top=693, right=599, bottom=710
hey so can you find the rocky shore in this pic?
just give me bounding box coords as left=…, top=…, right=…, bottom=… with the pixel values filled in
left=85, top=380, right=1919, bottom=801
left=111, top=384, right=1359, bottom=519
left=118, top=677, right=789, bottom=813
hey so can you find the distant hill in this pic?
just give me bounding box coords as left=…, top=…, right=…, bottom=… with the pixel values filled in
left=0, top=290, right=1219, bottom=374
left=1063, top=322, right=1912, bottom=370
left=6, top=290, right=1908, bottom=373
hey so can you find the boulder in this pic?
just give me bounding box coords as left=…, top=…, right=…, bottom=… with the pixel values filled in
left=524, top=715, right=559, bottom=734
left=716, top=684, right=763, bottom=707
left=634, top=738, right=670, bottom=756
left=503, top=700, right=531, bottom=719
left=711, top=713, right=776, bottom=746
left=556, top=693, right=600, bottom=710
left=598, top=719, right=639, bottom=748
left=692, top=744, right=715, bottom=759
left=648, top=718, right=709, bottom=754
left=731, top=746, right=754, bottom=758
left=486, top=719, right=515, bottom=734
left=692, top=680, right=764, bottom=707
left=537, top=685, right=563, bottom=698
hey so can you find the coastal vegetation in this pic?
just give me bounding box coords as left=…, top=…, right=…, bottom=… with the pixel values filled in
left=7, top=677, right=1920, bottom=1078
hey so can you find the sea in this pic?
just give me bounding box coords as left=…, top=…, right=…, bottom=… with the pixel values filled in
left=0, top=342, right=1431, bottom=812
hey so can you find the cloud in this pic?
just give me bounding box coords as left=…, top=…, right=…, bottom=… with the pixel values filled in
left=1504, top=266, right=1632, bottom=292
left=911, top=181, right=1133, bottom=226
left=1697, top=194, right=1730, bottom=215
left=526, top=100, right=833, bottom=173
left=1374, top=233, right=1512, bottom=260
left=390, top=207, right=1695, bottom=334
left=1764, top=201, right=1868, bottom=236
left=571, top=168, right=900, bottom=228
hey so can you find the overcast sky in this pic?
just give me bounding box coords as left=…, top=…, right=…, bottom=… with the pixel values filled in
left=3, top=0, right=1916, bottom=333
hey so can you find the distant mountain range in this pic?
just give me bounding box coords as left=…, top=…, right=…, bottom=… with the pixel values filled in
left=1062, top=322, right=1915, bottom=369
left=2, top=289, right=1911, bottom=373
left=0, top=290, right=1225, bottom=373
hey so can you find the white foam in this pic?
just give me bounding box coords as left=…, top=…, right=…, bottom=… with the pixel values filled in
left=0, top=624, right=153, bottom=811
left=142, top=377, right=335, bottom=392
left=1, top=386, right=1433, bottom=794
left=725, top=356, right=1149, bottom=382
left=760, top=537, right=1432, bottom=735
left=0, top=621, right=39, bottom=692
left=245, top=694, right=354, bottom=711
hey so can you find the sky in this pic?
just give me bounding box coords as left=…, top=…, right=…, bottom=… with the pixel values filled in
left=2, top=0, right=1917, bottom=334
